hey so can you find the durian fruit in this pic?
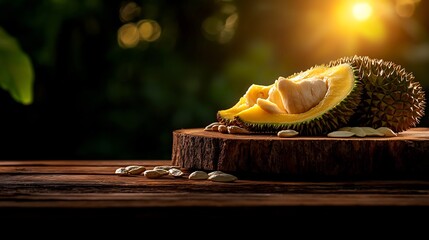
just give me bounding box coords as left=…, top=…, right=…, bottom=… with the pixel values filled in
left=217, top=63, right=363, bottom=135
left=217, top=84, right=273, bottom=126
left=327, top=55, right=426, bottom=132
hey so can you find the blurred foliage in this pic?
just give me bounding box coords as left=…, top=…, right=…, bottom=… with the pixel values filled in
left=0, top=27, right=33, bottom=104
left=0, top=0, right=428, bottom=160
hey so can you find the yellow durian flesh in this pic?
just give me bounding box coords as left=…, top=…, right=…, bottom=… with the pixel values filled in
left=217, top=84, right=273, bottom=124
left=234, top=63, right=361, bottom=135
left=260, top=76, right=328, bottom=114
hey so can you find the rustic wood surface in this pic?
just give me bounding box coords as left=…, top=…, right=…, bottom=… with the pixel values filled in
left=1, top=160, right=428, bottom=231
left=172, top=128, right=429, bottom=179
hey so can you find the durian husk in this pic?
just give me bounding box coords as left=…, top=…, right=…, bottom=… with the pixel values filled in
left=328, top=55, right=426, bottom=132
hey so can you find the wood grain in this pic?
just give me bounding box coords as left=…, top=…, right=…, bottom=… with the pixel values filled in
left=1, top=160, right=428, bottom=231
left=1, top=160, right=429, bottom=208
left=172, top=128, right=429, bottom=179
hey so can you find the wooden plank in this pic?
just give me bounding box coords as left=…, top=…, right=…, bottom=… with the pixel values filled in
left=1, top=193, right=429, bottom=208
left=1, top=160, right=428, bottom=210
left=172, top=128, right=429, bottom=179
left=1, top=160, right=428, bottom=233
left=1, top=175, right=428, bottom=194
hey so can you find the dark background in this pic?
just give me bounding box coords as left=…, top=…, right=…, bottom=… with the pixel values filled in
left=1, top=0, right=428, bottom=160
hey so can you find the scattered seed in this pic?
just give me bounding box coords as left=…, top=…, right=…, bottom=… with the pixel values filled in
left=208, top=170, right=224, bottom=176
left=211, top=124, right=221, bottom=132
left=218, top=124, right=228, bottom=133
left=227, top=125, right=250, bottom=134
left=115, top=167, right=130, bottom=176
left=376, top=127, right=397, bottom=137
left=156, top=169, right=170, bottom=176
left=277, top=129, right=299, bottom=138
left=168, top=168, right=184, bottom=177
left=153, top=165, right=180, bottom=171
left=208, top=173, right=237, bottom=182
left=361, top=127, right=385, bottom=136
left=188, top=171, right=209, bottom=180
left=336, top=126, right=397, bottom=138
left=349, top=127, right=366, bottom=137
left=125, top=165, right=146, bottom=175
left=144, top=169, right=169, bottom=179
left=204, top=122, right=221, bottom=131
left=327, top=130, right=355, bottom=138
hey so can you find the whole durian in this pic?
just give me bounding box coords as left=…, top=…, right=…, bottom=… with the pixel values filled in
left=327, top=55, right=426, bottom=132
left=215, top=55, right=425, bottom=135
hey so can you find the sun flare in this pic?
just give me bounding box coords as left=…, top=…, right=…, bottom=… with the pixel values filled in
left=352, top=2, right=373, bottom=21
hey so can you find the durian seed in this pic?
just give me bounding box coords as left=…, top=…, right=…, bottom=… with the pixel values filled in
left=144, top=169, right=169, bottom=179
left=277, top=129, right=299, bottom=138
left=211, top=124, right=221, bottom=132
left=124, top=165, right=146, bottom=175
left=204, top=122, right=220, bottom=131
left=143, top=170, right=163, bottom=179
left=168, top=168, right=184, bottom=177
left=115, top=167, right=130, bottom=176
left=327, top=130, right=355, bottom=138
left=349, top=127, right=366, bottom=137
left=155, top=169, right=170, bottom=176
left=361, top=127, right=385, bottom=137
left=188, top=171, right=209, bottom=180
left=153, top=165, right=180, bottom=171
left=208, top=173, right=238, bottom=182
left=208, top=170, right=224, bottom=176
left=376, top=127, right=397, bottom=137
left=227, top=125, right=250, bottom=134
left=218, top=124, right=228, bottom=133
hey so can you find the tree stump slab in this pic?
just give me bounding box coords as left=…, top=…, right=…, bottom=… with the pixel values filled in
left=171, top=128, right=429, bottom=179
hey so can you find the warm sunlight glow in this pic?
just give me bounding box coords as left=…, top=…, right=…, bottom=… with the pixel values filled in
left=395, top=0, right=420, bottom=18
left=352, top=2, right=373, bottom=21
left=324, top=0, right=388, bottom=55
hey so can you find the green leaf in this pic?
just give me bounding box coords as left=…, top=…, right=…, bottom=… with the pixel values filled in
left=0, top=27, right=34, bottom=105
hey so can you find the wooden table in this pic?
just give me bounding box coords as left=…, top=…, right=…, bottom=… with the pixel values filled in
left=1, top=160, right=428, bottom=233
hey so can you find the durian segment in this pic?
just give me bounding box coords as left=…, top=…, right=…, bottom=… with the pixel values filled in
left=234, top=63, right=362, bottom=135
left=217, top=84, right=272, bottom=125
left=276, top=76, right=328, bottom=114
left=257, top=76, right=328, bottom=114
left=328, top=55, right=426, bottom=132
left=244, top=84, right=273, bottom=106
left=257, top=98, right=285, bottom=114
left=267, top=81, right=286, bottom=112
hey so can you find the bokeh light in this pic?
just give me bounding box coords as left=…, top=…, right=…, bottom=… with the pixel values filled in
left=137, top=19, right=161, bottom=42
left=119, top=1, right=141, bottom=23
left=202, top=2, right=238, bottom=44
left=118, top=23, right=139, bottom=48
